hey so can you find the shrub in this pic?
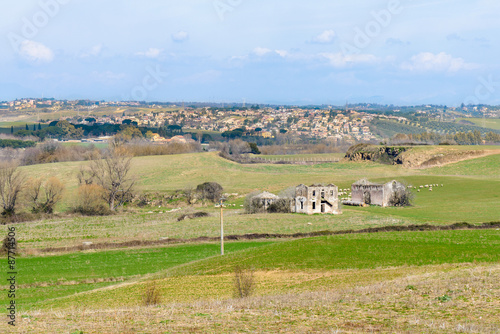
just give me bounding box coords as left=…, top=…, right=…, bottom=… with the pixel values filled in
left=177, top=211, right=209, bottom=221
left=142, top=281, right=162, bottom=306
left=233, top=266, right=254, bottom=299
left=267, top=198, right=292, bottom=213
left=73, top=184, right=111, bottom=216
left=196, top=182, right=223, bottom=203
left=244, top=192, right=265, bottom=214
left=389, top=184, right=415, bottom=207
left=1, top=233, right=17, bottom=255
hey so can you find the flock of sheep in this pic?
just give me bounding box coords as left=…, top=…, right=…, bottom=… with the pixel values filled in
left=339, top=188, right=351, bottom=202
left=338, top=183, right=444, bottom=202
left=411, top=184, right=444, bottom=192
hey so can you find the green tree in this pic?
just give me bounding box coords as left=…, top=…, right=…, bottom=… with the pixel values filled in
left=249, top=142, right=260, bottom=154
left=55, top=120, right=84, bottom=139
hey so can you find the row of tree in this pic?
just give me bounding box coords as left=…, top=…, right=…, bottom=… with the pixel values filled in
left=0, top=149, right=135, bottom=218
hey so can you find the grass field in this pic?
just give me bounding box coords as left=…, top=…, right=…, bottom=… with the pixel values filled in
left=10, top=149, right=500, bottom=251
left=0, top=241, right=273, bottom=310
left=248, top=153, right=345, bottom=160
left=7, top=229, right=497, bottom=333
left=1, top=147, right=500, bottom=333
left=458, top=117, right=500, bottom=130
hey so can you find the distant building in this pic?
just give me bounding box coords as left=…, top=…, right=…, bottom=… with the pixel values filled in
left=351, top=179, right=405, bottom=207
left=293, top=184, right=341, bottom=215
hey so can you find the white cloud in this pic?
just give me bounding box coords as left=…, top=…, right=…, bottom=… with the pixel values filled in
left=275, top=50, right=289, bottom=58
left=171, top=31, right=189, bottom=42
left=312, top=30, right=336, bottom=44
left=253, top=47, right=272, bottom=56
left=81, top=44, right=103, bottom=58
left=319, top=52, right=378, bottom=68
left=19, top=40, right=54, bottom=63
left=136, top=48, right=162, bottom=58
left=402, top=52, right=479, bottom=72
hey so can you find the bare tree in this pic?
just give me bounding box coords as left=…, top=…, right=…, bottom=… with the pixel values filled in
left=79, top=149, right=135, bottom=211
left=0, top=164, right=25, bottom=216
left=26, top=177, right=65, bottom=214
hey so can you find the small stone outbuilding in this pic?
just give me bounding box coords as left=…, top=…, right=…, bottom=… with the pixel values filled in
left=293, top=184, right=341, bottom=215
left=351, top=179, right=405, bottom=207
left=252, top=191, right=280, bottom=211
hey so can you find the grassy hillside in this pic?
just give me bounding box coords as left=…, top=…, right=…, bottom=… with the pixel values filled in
left=2, top=148, right=500, bottom=333
left=33, top=229, right=500, bottom=310
left=458, top=117, right=500, bottom=130
left=1, top=241, right=272, bottom=310
left=11, top=148, right=500, bottom=252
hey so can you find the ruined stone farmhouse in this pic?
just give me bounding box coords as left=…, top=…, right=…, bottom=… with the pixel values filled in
left=292, top=184, right=341, bottom=215
left=351, top=179, right=405, bottom=207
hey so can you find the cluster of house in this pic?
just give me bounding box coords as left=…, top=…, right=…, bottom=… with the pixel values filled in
left=252, top=179, right=406, bottom=215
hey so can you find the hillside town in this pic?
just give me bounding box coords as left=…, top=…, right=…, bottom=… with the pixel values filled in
left=2, top=98, right=500, bottom=145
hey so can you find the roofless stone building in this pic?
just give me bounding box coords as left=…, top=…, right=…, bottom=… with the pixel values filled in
left=351, top=179, right=405, bottom=207
left=292, top=184, right=341, bottom=215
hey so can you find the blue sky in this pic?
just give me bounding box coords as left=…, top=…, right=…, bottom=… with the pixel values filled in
left=1, top=0, right=500, bottom=106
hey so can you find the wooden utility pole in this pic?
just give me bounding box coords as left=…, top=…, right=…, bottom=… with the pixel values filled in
left=219, top=198, right=225, bottom=255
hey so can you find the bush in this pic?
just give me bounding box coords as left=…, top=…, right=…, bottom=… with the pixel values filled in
left=389, top=185, right=415, bottom=207
left=177, top=212, right=209, bottom=221
left=196, top=182, right=223, bottom=203
left=244, top=192, right=265, bottom=214
left=72, top=184, right=111, bottom=216
left=142, top=281, right=162, bottom=306
left=267, top=198, right=292, bottom=213
left=1, top=233, right=17, bottom=255
left=233, top=266, right=254, bottom=298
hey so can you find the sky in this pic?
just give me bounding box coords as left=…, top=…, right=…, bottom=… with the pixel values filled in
left=1, top=0, right=500, bottom=106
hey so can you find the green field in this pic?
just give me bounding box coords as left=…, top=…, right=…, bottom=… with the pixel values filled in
left=459, top=117, right=500, bottom=130
left=1, top=147, right=500, bottom=333
left=32, top=229, right=500, bottom=314
left=248, top=153, right=345, bottom=160
left=10, top=149, right=500, bottom=252
left=1, top=241, right=272, bottom=310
